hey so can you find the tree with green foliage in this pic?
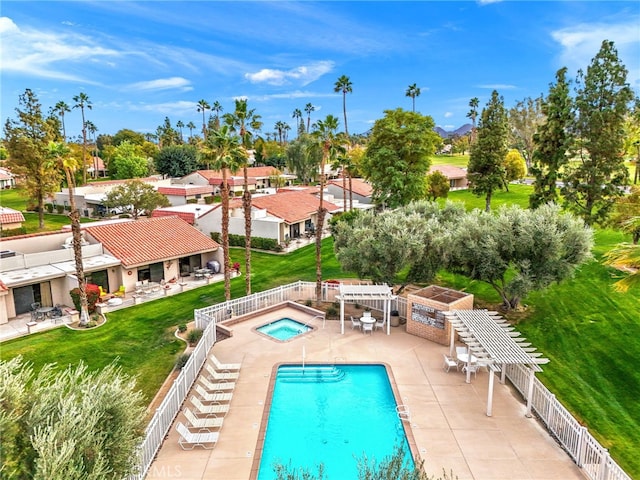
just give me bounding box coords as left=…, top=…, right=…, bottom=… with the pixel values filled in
left=449, top=204, right=593, bottom=310
left=466, top=97, right=479, bottom=143
left=425, top=170, right=450, bottom=200
left=608, top=185, right=640, bottom=244
left=503, top=149, right=526, bottom=189
left=508, top=96, right=544, bottom=171
left=223, top=99, right=263, bottom=296
left=530, top=67, right=574, bottom=208
left=405, top=83, right=421, bottom=112
left=286, top=134, right=322, bottom=185
left=334, top=75, right=353, bottom=138
left=110, top=141, right=149, bottom=179
left=304, top=103, right=315, bottom=134
left=604, top=243, right=640, bottom=292
left=112, top=128, right=146, bottom=147
left=103, top=179, right=169, bottom=220
left=361, top=109, right=440, bottom=208
left=562, top=40, right=634, bottom=225
left=4, top=88, right=61, bottom=229
left=52, top=100, right=71, bottom=141
left=197, top=99, right=210, bottom=140
left=156, top=117, right=180, bottom=148
left=154, top=144, right=199, bottom=178
left=0, top=357, right=146, bottom=480
left=467, top=90, right=509, bottom=212
left=202, top=125, right=246, bottom=300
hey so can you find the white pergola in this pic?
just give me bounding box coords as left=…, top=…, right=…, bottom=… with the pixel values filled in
left=444, top=309, right=549, bottom=417
left=336, top=284, right=397, bottom=335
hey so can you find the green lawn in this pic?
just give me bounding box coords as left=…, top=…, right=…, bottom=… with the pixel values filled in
left=1, top=184, right=638, bottom=475
left=431, top=154, right=469, bottom=168
left=442, top=183, right=532, bottom=210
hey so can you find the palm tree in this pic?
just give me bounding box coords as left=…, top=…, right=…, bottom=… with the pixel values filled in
left=72, top=92, right=92, bottom=185
left=292, top=108, right=303, bottom=135
left=283, top=123, right=291, bottom=144
left=605, top=244, right=640, bottom=292
left=186, top=121, right=196, bottom=140
left=333, top=75, right=352, bottom=139
left=48, top=141, right=90, bottom=325
left=274, top=121, right=286, bottom=145
left=176, top=120, right=184, bottom=143
left=223, top=99, right=262, bottom=295
left=405, top=83, right=421, bottom=112
left=311, top=114, right=340, bottom=305
left=467, top=97, right=480, bottom=143
left=197, top=99, right=210, bottom=140
left=305, top=103, right=315, bottom=133
left=84, top=120, right=98, bottom=178
left=202, top=125, right=245, bottom=300
left=212, top=101, right=224, bottom=131
left=53, top=101, right=70, bottom=140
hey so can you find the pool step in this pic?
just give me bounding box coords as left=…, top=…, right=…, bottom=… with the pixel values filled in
left=278, top=365, right=345, bottom=383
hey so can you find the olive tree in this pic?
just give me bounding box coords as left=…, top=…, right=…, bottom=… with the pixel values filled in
left=0, top=357, right=146, bottom=480
left=449, top=204, right=593, bottom=310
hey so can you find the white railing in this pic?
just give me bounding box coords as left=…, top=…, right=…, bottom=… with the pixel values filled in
left=128, top=283, right=630, bottom=480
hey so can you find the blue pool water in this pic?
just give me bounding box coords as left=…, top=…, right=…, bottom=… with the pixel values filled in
left=256, top=318, right=311, bottom=341
left=257, top=364, right=413, bottom=479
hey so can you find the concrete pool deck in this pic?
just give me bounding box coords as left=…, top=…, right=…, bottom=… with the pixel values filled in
left=147, top=306, right=586, bottom=480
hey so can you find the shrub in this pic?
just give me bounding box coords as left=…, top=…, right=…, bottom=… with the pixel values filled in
left=186, top=198, right=197, bottom=204
left=204, top=196, right=215, bottom=204
left=45, top=203, right=54, bottom=213
left=0, top=227, right=27, bottom=238
left=187, top=328, right=203, bottom=346
left=305, top=299, right=312, bottom=307
left=56, top=205, right=65, bottom=214
left=175, top=353, right=191, bottom=370
left=211, top=232, right=221, bottom=243
left=178, top=323, right=187, bottom=333
left=326, top=306, right=338, bottom=318
left=69, top=283, right=100, bottom=313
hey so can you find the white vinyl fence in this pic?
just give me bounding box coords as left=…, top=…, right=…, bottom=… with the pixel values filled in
left=128, top=283, right=630, bottom=480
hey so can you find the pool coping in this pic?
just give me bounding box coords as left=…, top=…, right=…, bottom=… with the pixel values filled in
left=249, top=361, right=418, bottom=479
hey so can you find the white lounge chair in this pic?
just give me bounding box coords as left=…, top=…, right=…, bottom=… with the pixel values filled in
left=195, top=384, right=233, bottom=403
left=362, top=322, right=374, bottom=335
left=176, top=421, right=219, bottom=450
left=198, top=377, right=235, bottom=392
left=350, top=315, right=362, bottom=330
left=209, top=353, right=241, bottom=372
left=190, top=396, right=229, bottom=416
left=443, top=354, right=458, bottom=372
left=183, top=407, right=224, bottom=432
left=205, top=363, right=239, bottom=381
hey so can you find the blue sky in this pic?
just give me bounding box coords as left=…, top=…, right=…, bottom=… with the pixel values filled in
left=1, top=1, right=638, bottom=139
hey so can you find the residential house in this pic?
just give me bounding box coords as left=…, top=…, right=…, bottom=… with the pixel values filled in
left=178, top=167, right=294, bottom=194
left=0, top=217, right=221, bottom=323
left=157, top=184, right=214, bottom=206
left=88, top=156, right=108, bottom=178
left=428, top=164, right=468, bottom=190
left=0, top=207, right=25, bottom=231
left=151, top=204, right=217, bottom=225
left=0, top=167, right=17, bottom=189
left=197, top=189, right=340, bottom=244
left=326, top=177, right=374, bottom=206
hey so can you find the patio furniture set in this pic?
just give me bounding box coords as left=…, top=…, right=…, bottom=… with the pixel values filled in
left=443, top=346, right=487, bottom=377
left=350, top=311, right=386, bottom=335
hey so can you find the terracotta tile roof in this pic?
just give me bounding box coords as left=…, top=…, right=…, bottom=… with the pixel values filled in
left=0, top=172, right=13, bottom=181
left=151, top=210, right=196, bottom=225
left=251, top=191, right=340, bottom=223
left=328, top=178, right=373, bottom=197
left=85, top=216, right=219, bottom=267
left=208, top=176, right=255, bottom=187
left=0, top=207, right=25, bottom=225
left=157, top=185, right=212, bottom=196
left=428, top=164, right=467, bottom=179
left=0, top=280, right=8, bottom=292
left=89, top=156, right=106, bottom=170
left=197, top=167, right=281, bottom=180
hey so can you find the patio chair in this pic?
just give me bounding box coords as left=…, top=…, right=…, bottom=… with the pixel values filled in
left=176, top=421, right=219, bottom=450
left=362, top=322, right=374, bottom=335
left=209, top=353, right=241, bottom=372
left=190, top=396, right=229, bottom=416
left=375, top=317, right=385, bottom=331
left=443, top=354, right=458, bottom=372
left=350, top=315, right=362, bottom=331
left=462, top=363, right=480, bottom=378
left=194, top=384, right=233, bottom=403
left=183, top=407, right=224, bottom=432
left=198, top=377, right=235, bottom=392
left=205, top=363, right=239, bottom=381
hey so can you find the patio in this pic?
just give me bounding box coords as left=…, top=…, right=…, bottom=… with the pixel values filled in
left=147, top=307, right=585, bottom=480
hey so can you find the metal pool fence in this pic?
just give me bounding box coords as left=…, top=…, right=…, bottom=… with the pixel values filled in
left=127, top=282, right=630, bottom=480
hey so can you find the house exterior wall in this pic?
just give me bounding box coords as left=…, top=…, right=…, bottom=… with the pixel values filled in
left=406, top=291, right=474, bottom=345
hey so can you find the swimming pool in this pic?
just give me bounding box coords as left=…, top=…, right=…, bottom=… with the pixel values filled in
left=256, top=318, right=312, bottom=342
left=256, top=364, right=413, bottom=479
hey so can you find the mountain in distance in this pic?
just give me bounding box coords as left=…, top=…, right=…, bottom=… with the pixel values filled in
left=434, top=124, right=472, bottom=139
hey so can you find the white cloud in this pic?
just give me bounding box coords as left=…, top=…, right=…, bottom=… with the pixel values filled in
left=0, top=16, right=120, bottom=82
left=551, top=18, right=640, bottom=85
left=127, top=77, right=193, bottom=92
left=249, top=90, right=336, bottom=102
left=477, top=84, right=517, bottom=90
left=128, top=100, right=197, bottom=115
left=245, top=61, right=335, bottom=86
left=444, top=112, right=453, bottom=118
left=477, top=0, right=503, bottom=4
